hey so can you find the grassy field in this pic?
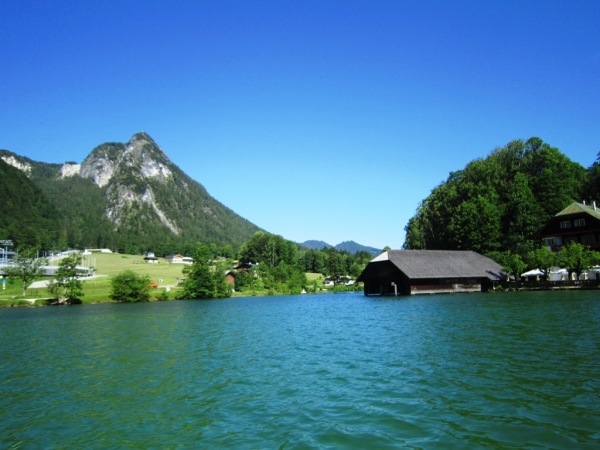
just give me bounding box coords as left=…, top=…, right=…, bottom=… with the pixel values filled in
left=0, top=254, right=352, bottom=307
left=0, top=253, right=187, bottom=305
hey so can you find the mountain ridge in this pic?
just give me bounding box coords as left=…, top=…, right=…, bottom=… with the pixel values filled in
left=1, top=132, right=262, bottom=252
left=301, top=240, right=381, bottom=256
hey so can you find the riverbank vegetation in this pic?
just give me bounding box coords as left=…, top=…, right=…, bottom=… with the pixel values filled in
left=0, top=235, right=367, bottom=307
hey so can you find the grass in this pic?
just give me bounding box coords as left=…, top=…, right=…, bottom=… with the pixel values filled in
left=0, top=254, right=349, bottom=307
left=0, top=253, right=187, bottom=306
left=306, top=272, right=324, bottom=282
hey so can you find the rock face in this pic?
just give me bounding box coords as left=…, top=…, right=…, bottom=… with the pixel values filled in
left=80, top=133, right=180, bottom=234
left=1, top=132, right=261, bottom=249
left=1, top=154, right=32, bottom=174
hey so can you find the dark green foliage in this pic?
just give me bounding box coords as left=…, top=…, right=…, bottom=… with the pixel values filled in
left=404, top=138, right=587, bottom=253
left=558, top=242, right=600, bottom=279
left=34, top=176, right=117, bottom=250
left=47, top=253, right=84, bottom=303
left=0, top=157, right=60, bottom=249
left=110, top=270, right=151, bottom=302
left=180, top=244, right=232, bottom=300
left=239, top=232, right=299, bottom=268
left=526, top=247, right=557, bottom=278
left=583, top=152, right=600, bottom=202
left=487, top=251, right=526, bottom=285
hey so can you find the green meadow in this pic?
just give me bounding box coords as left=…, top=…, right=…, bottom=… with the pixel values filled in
left=0, top=253, right=187, bottom=306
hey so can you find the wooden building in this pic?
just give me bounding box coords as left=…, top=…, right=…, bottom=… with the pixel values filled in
left=535, top=202, right=600, bottom=252
left=357, top=250, right=504, bottom=296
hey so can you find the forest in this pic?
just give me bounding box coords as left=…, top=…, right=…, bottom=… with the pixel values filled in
left=179, top=232, right=374, bottom=297
left=403, top=137, right=598, bottom=255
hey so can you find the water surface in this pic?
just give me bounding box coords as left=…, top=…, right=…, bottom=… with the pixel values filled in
left=1, top=291, right=599, bottom=448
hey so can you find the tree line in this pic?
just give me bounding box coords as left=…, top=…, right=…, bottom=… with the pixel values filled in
left=403, top=137, right=594, bottom=254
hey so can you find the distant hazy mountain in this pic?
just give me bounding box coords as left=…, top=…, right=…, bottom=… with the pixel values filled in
left=301, top=239, right=381, bottom=255
left=1, top=132, right=262, bottom=252
left=334, top=241, right=381, bottom=256
left=301, top=240, right=332, bottom=250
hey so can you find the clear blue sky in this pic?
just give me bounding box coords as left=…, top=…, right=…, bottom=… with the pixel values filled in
left=1, top=1, right=599, bottom=249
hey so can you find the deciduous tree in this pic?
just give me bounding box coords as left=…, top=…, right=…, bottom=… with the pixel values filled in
left=110, top=270, right=151, bottom=302
left=4, top=246, right=47, bottom=297
left=47, top=253, right=84, bottom=303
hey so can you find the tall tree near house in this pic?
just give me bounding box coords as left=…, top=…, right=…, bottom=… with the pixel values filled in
left=526, top=247, right=558, bottom=279
left=180, top=244, right=231, bottom=300
left=47, top=253, right=84, bottom=303
left=558, top=242, right=600, bottom=280
left=487, top=250, right=526, bottom=288
left=4, top=246, right=48, bottom=297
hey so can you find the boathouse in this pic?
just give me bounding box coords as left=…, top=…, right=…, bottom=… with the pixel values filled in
left=357, top=250, right=504, bottom=296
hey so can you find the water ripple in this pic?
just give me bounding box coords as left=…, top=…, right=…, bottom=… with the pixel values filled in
left=1, top=291, right=599, bottom=448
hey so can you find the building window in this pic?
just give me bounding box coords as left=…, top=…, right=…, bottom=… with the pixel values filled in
left=581, top=234, right=595, bottom=244
left=574, top=219, right=586, bottom=227
left=560, top=221, right=571, bottom=229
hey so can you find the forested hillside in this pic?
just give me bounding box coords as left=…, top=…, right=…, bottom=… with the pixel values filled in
left=0, top=157, right=60, bottom=248
left=403, top=138, right=591, bottom=254
left=0, top=133, right=262, bottom=253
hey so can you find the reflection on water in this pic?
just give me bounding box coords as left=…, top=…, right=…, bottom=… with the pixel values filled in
left=1, top=291, right=599, bottom=448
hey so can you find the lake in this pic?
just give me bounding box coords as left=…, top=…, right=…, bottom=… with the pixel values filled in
left=1, top=291, right=599, bottom=449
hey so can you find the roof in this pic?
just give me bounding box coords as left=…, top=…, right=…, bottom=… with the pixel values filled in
left=360, top=250, right=504, bottom=281
left=555, top=202, right=600, bottom=221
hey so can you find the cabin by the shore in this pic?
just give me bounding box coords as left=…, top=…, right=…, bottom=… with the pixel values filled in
left=357, top=250, right=504, bottom=296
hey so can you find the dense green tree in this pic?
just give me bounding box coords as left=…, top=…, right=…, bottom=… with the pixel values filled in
left=526, top=247, right=557, bottom=278
left=0, top=158, right=60, bottom=249
left=404, top=138, right=586, bottom=253
left=3, top=246, right=48, bottom=297
left=584, top=152, right=600, bottom=202
left=47, top=253, right=84, bottom=303
left=487, top=251, right=526, bottom=287
left=239, top=232, right=300, bottom=268
left=110, top=270, right=151, bottom=302
left=558, top=242, right=600, bottom=279
left=180, top=244, right=231, bottom=299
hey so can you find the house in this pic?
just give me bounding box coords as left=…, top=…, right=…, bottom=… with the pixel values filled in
left=143, top=252, right=158, bottom=264
left=357, top=250, right=504, bottom=296
left=234, top=262, right=257, bottom=273
left=225, top=270, right=236, bottom=286
left=535, top=202, right=600, bottom=252
left=164, top=254, right=194, bottom=264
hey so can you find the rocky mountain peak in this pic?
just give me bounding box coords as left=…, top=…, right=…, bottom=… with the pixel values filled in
left=79, top=133, right=173, bottom=188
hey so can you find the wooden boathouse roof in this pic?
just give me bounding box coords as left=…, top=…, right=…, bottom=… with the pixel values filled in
left=357, top=250, right=504, bottom=281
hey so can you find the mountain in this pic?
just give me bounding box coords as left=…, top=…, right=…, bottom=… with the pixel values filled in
left=0, top=132, right=262, bottom=253
left=300, top=239, right=381, bottom=255
left=301, top=240, right=332, bottom=250
left=334, top=241, right=381, bottom=256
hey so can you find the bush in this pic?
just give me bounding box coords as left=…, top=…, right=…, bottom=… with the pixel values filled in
left=110, top=270, right=151, bottom=302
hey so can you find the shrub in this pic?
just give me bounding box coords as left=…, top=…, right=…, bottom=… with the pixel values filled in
left=110, top=270, right=151, bottom=302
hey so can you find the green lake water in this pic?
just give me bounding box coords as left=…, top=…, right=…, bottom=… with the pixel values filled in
left=1, top=291, right=599, bottom=449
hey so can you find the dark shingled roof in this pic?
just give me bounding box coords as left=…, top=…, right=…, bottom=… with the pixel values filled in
left=364, top=250, right=504, bottom=280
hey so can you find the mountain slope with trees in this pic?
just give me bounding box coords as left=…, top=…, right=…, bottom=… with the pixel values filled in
left=1, top=133, right=262, bottom=253
left=403, top=138, right=589, bottom=254
left=0, top=157, right=60, bottom=249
